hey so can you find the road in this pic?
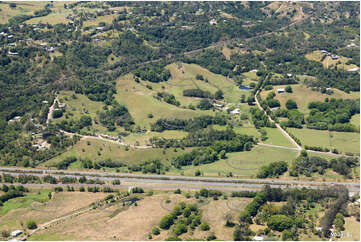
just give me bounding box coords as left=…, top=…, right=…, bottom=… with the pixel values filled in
left=1, top=167, right=359, bottom=192
left=254, top=90, right=302, bottom=151
left=46, top=96, right=58, bottom=125
left=254, top=90, right=357, bottom=158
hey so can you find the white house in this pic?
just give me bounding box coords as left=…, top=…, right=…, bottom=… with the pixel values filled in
left=10, top=230, right=22, bottom=237
left=209, top=19, right=217, bottom=25
left=348, top=67, right=359, bottom=72
left=230, top=108, right=240, bottom=115
left=250, top=69, right=258, bottom=73
left=286, top=73, right=292, bottom=77
left=277, top=88, right=285, bottom=93
left=8, top=51, right=18, bottom=56
left=252, top=236, right=264, bottom=241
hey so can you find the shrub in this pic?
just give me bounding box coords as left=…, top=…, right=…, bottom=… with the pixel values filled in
left=267, top=215, right=293, bottom=231
left=26, top=220, right=37, bottom=229
left=174, top=223, right=187, bottom=235
left=52, top=109, right=63, bottom=118
left=152, top=227, right=160, bottom=235
left=200, top=222, right=210, bottom=231
left=286, top=99, right=298, bottom=109
left=285, top=86, right=293, bottom=93
left=160, top=214, right=174, bottom=229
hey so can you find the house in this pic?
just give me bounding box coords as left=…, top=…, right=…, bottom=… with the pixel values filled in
left=252, top=236, right=264, bottom=241
left=213, top=103, right=224, bottom=108
left=320, top=50, right=328, bottom=54
left=42, top=100, right=49, bottom=104
left=347, top=43, right=356, bottom=48
left=250, top=69, right=258, bottom=73
left=348, top=67, right=359, bottom=72
left=271, top=107, right=279, bottom=112
left=96, top=26, right=105, bottom=31
left=8, top=51, right=18, bottom=56
left=331, top=55, right=339, bottom=60
left=47, top=47, right=55, bottom=52
left=277, top=88, right=285, bottom=93
left=10, top=230, right=22, bottom=237
left=286, top=73, right=292, bottom=77
left=230, top=108, right=240, bottom=115
left=209, top=19, right=217, bottom=25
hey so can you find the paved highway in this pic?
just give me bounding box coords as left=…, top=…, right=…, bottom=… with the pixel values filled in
left=1, top=167, right=359, bottom=192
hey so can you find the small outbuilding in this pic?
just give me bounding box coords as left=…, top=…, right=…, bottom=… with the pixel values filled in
left=252, top=236, right=264, bottom=241
left=230, top=108, right=240, bottom=115
left=10, top=230, right=22, bottom=237
left=348, top=67, right=359, bottom=72
left=277, top=88, right=285, bottom=93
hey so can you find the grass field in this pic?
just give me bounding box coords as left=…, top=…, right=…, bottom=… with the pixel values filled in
left=164, top=63, right=249, bottom=104
left=27, top=192, right=251, bottom=241
left=114, top=73, right=213, bottom=128
left=25, top=2, right=74, bottom=25
left=260, top=84, right=359, bottom=114
left=305, top=50, right=359, bottom=70
left=0, top=2, right=46, bottom=24
left=333, top=216, right=360, bottom=241
left=42, top=138, right=190, bottom=168
left=123, top=130, right=188, bottom=147
left=262, top=127, right=296, bottom=148
left=215, top=124, right=296, bottom=148
left=83, top=14, right=118, bottom=27
left=169, top=145, right=299, bottom=178
left=288, top=128, right=360, bottom=154
left=0, top=191, right=106, bottom=233
left=350, top=114, right=360, bottom=128
left=0, top=189, right=50, bottom=216
left=53, top=91, right=111, bottom=135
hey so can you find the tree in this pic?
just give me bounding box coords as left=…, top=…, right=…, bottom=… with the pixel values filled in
left=1, top=230, right=9, bottom=238
left=239, top=211, right=252, bottom=224
left=174, top=223, right=187, bottom=235
left=160, top=214, right=174, bottom=229
left=1, top=184, right=9, bottom=192
left=197, top=99, right=213, bottom=110
left=334, top=213, right=345, bottom=231
left=53, top=109, right=63, bottom=118
left=26, top=220, right=37, bottom=229
left=286, top=99, right=297, bottom=109
left=215, top=90, right=224, bottom=100
left=152, top=227, right=160, bottom=235
left=196, top=74, right=204, bottom=80
left=285, top=86, right=293, bottom=93
left=79, top=115, right=92, bottom=127
left=200, top=222, right=210, bottom=231
left=267, top=214, right=293, bottom=231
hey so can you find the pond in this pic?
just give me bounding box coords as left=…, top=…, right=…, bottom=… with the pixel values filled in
left=239, top=85, right=251, bottom=90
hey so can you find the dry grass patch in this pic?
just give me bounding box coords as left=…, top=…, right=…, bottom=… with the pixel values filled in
left=0, top=191, right=106, bottom=232
left=29, top=193, right=184, bottom=241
